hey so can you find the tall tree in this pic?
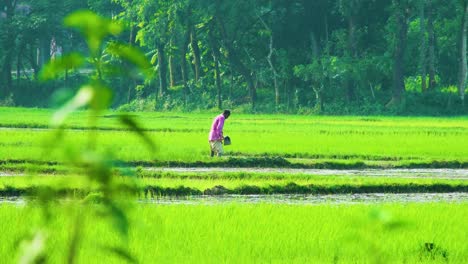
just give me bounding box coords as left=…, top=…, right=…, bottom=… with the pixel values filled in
left=179, top=3, right=192, bottom=104
left=134, top=0, right=172, bottom=97
left=387, top=0, right=410, bottom=107
left=3, top=0, right=467, bottom=113
left=168, top=38, right=176, bottom=88
left=427, top=0, right=437, bottom=89
left=459, top=0, right=468, bottom=104
left=214, top=0, right=257, bottom=109
left=157, top=41, right=168, bottom=96
left=0, top=0, right=17, bottom=98
left=419, top=0, right=428, bottom=92
left=258, top=1, right=281, bottom=107
left=190, top=23, right=203, bottom=81
left=339, top=0, right=361, bottom=102
left=208, top=21, right=223, bottom=109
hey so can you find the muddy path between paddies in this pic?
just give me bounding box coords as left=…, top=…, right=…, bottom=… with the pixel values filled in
left=3, top=193, right=468, bottom=205
left=0, top=171, right=23, bottom=177
left=146, top=168, right=468, bottom=180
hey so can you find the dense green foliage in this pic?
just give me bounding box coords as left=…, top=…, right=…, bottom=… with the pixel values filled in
left=1, top=0, right=467, bottom=114
left=1, top=203, right=467, bottom=262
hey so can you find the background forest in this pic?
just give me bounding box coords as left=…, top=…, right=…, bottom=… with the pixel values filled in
left=0, top=0, right=467, bottom=115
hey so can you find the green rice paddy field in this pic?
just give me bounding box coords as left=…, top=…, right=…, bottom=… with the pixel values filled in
left=1, top=107, right=467, bottom=168
left=0, top=203, right=467, bottom=263
left=1, top=107, right=467, bottom=262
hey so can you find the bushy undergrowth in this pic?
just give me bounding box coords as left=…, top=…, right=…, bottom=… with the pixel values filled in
left=66, top=85, right=468, bottom=115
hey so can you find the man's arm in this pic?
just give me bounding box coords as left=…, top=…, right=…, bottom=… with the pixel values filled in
left=217, top=117, right=225, bottom=139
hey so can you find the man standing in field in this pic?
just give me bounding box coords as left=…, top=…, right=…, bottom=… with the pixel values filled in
left=209, top=110, right=231, bottom=157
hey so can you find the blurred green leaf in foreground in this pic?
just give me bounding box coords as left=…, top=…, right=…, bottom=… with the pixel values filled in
left=19, top=9, right=155, bottom=264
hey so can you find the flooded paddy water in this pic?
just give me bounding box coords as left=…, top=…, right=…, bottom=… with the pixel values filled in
left=0, top=171, right=21, bottom=177
left=2, top=193, right=468, bottom=205
left=2, top=168, right=467, bottom=179
left=141, top=192, right=468, bottom=205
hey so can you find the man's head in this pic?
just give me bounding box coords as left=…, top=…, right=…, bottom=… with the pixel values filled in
left=222, top=109, right=231, bottom=119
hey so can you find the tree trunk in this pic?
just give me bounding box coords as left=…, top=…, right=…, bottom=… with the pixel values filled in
left=0, top=0, right=16, bottom=98
left=37, top=37, right=51, bottom=69
left=127, top=26, right=137, bottom=103
left=285, top=79, right=290, bottom=111
left=16, top=47, right=21, bottom=86
left=190, top=26, right=202, bottom=81
left=258, top=14, right=280, bottom=107
left=230, top=66, right=234, bottom=100
left=168, top=38, right=176, bottom=88
left=387, top=0, right=409, bottom=107
left=310, top=32, right=324, bottom=111
left=313, top=85, right=323, bottom=112
left=129, top=25, right=135, bottom=45
left=325, top=13, right=329, bottom=44
left=157, top=42, right=168, bottom=97
left=459, top=0, right=468, bottom=105
left=268, top=38, right=280, bottom=107
left=346, top=14, right=357, bottom=102
left=168, top=56, right=175, bottom=88
left=27, top=45, right=39, bottom=80
left=427, top=0, right=437, bottom=90
left=1, top=43, right=13, bottom=98
left=209, top=23, right=223, bottom=109
left=214, top=52, right=222, bottom=110
left=419, top=0, right=428, bottom=92
left=181, top=29, right=190, bottom=105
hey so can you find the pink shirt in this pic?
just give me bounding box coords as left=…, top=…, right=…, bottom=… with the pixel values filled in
left=209, top=114, right=225, bottom=141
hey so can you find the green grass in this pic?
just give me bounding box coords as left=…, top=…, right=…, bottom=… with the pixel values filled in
left=0, top=202, right=467, bottom=263
left=1, top=107, right=468, bottom=168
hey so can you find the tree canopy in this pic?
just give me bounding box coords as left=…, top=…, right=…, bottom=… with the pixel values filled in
left=0, top=0, right=467, bottom=115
